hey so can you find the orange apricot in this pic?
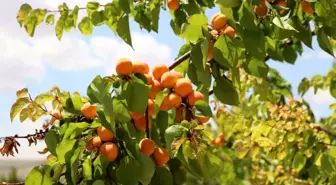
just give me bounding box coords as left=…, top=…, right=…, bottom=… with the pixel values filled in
left=174, top=78, right=193, bottom=97
left=222, top=26, right=235, bottom=38
left=87, top=136, right=102, bottom=150
left=195, top=115, right=210, bottom=124
left=152, top=64, right=169, bottom=81
left=168, top=92, right=182, bottom=108
left=130, top=112, right=144, bottom=120
left=160, top=71, right=182, bottom=89
left=50, top=112, right=62, bottom=125
left=176, top=106, right=184, bottom=122
left=276, top=0, right=287, bottom=15
left=211, top=13, right=227, bottom=31
left=116, top=58, right=133, bottom=76
left=81, top=102, right=97, bottom=119
left=100, top=142, right=118, bottom=161
left=214, top=137, right=224, bottom=146
left=132, top=61, right=148, bottom=74
left=145, top=74, right=153, bottom=84
left=160, top=95, right=172, bottom=111
left=218, top=133, right=224, bottom=140
left=254, top=0, right=268, bottom=17
left=208, top=42, right=214, bottom=60
left=149, top=80, right=163, bottom=98
left=148, top=99, right=155, bottom=116
left=97, top=126, right=114, bottom=142
left=187, top=91, right=205, bottom=107
left=134, top=115, right=151, bottom=132
left=168, top=0, right=179, bottom=11
left=301, top=1, right=314, bottom=15
left=153, top=147, right=170, bottom=167
left=139, top=138, right=155, bottom=156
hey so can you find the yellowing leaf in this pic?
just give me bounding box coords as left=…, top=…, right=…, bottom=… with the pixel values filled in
left=10, top=97, right=30, bottom=122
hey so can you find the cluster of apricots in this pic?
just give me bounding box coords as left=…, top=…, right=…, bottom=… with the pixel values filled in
left=167, top=0, right=179, bottom=11
left=207, top=13, right=236, bottom=60
left=139, top=138, right=170, bottom=167
left=211, top=133, right=225, bottom=147
left=115, top=58, right=211, bottom=127
left=87, top=126, right=119, bottom=161
left=254, top=0, right=313, bottom=17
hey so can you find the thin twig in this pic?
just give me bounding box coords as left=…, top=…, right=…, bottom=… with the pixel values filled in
left=168, top=51, right=191, bottom=71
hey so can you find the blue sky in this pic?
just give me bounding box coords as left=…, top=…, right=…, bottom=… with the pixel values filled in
left=0, top=1, right=334, bottom=160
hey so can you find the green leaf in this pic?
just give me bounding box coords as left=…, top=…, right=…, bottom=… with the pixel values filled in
left=45, top=130, right=59, bottom=156
left=288, top=17, right=312, bottom=48
left=283, top=46, right=297, bottom=64
left=191, top=40, right=208, bottom=71
left=187, top=14, right=208, bottom=26
left=213, top=77, right=239, bottom=106
left=242, top=29, right=265, bottom=60
left=19, top=106, right=34, bottom=122
left=175, top=44, right=192, bottom=76
left=116, top=156, right=141, bottom=185
left=298, top=78, right=310, bottom=96
left=79, top=17, right=94, bottom=36
left=25, top=165, right=53, bottom=185
left=122, top=80, right=150, bottom=114
left=181, top=24, right=205, bottom=42
left=138, top=154, right=156, bottom=185
left=151, top=167, right=174, bottom=185
left=10, top=97, right=29, bottom=122
left=165, top=125, right=185, bottom=153
left=113, top=98, right=132, bottom=122
left=83, top=155, right=93, bottom=181
left=45, top=14, right=55, bottom=25
left=292, top=152, right=307, bottom=172
left=63, top=122, right=89, bottom=139
left=118, top=0, right=131, bottom=14
left=194, top=100, right=213, bottom=117
left=34, top=93, right=54, bottom=104
left=55, top=18, right=65, bottom=40
left=87, top=1, right=100, bottom=17
left=272, top=17, right=297, bottom=31
left=117, top=15, right=133, bottom=47
left=66, top=141, right=85, bottom=185
left=213, top=36, right=238, bottom=68
left=24, top=15, right=37, bottom=37
left=17, top=4, right=32, bottom=26
left=238, top=0, right=257, bottom=30
left=56, top=139, right=77, bottom=163
left=330, top=79, right=336, bottom=99
left=244, top=57, right=269, bottom=77
left=317, top=27, right=335, bottom=57
left=93, top=180, right=105, bottom=185
left=215, top=0, right=241, bottom=8
left=173, top=169, right=187, bottom=185
left=91, top=11, right=106, bottom=26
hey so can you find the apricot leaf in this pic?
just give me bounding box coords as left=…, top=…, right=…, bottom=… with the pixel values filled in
left=317, top=27, right=335, bottom=57
left=138, top=154, right=156, bottom=185
left=56, top=139, right=77, bottom=163
left=213, top=77, right=239, bottom=106
left=45, top=130, right=59, bottom=156
left=151, top=167, right=174, bottom=185
left=79, top=17, right=94, bottom=36
left=10, top=97, right=29, bottom=122
left=116, top=156, right=141, bottom=185
left=117, top=15, right=133, bottom=47
left=25, top=165, right=53, bottom=185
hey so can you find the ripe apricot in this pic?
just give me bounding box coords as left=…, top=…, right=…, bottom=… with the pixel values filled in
left=276, top=0, right=287, bottom=15
left=87, top=136, right=102, bottom=150
left=100, top=142, right=118, bottom=161
left=81, top=102, right=97, bottom=119
left=97, top=126, right=114, bottom=142
left=174, top=78, right=193, bottom=97
left=152, top=64, right=169, bottom=81
left=132, top=61, right=148, bottom=74
left=254, top=0, right=268, bottom=17
left=145, top=74, right=153, bottom=84
left=301, top=1, right=314, bottom=15
left=134, top=115, right=151, bottom=132
left=176, top=106, right=184, bottom=122
left=222, top=26, right=235, bottom=38
left=148, top=99, right=155, bottom=116
left=50, top=112, right=61, bottom=125
left=139, top=138, right=155, bottom=155
left=168, top=0, right=179, bottom=11
left=195, top=115, right=210, bottom=124
left=160, top=95, right=172, bottom=111
left=214, top=137, right=224, bottom=146
left=116, top=58, right=133, bottom=76
left=187, top=91, right=205, bottom=107
left=211, top=13, right=227, bottom=31
left=161, top=71, right=182, bottom=88
left=168, top=92, right=182, bottom=108
left=130, top=112, right=144, bottom=120
left=153, top=147, right=170, bottom=167
left=149, top=80, right=163, bottom=98
left=218, top=133, right=224, bottom=140
left=208, top=42, right=214, bottom=60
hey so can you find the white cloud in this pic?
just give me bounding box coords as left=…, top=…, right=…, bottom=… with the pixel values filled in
left=306, top=89, right=336, bottom=105
left=301, top=49, right=334, bottom=61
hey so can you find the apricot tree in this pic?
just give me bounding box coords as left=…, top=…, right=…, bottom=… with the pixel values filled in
left=1, top=0, right=336, bottom=184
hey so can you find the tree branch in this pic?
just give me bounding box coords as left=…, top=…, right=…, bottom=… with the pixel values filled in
left=168, top=51, right=191, bottom=71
